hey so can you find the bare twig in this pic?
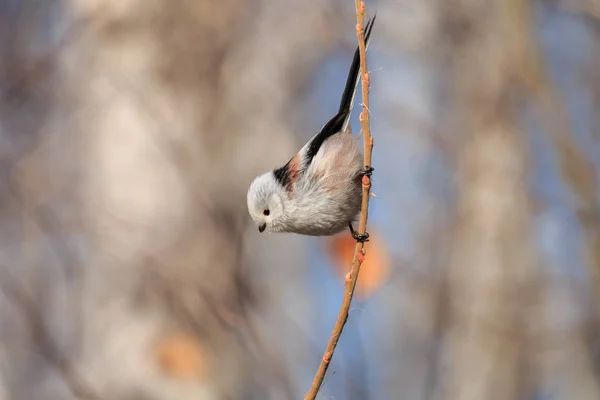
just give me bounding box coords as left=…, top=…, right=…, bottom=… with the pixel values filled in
left=304, top=2, right=374, bottom=399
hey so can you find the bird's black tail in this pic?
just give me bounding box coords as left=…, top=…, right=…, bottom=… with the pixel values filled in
left=339, top=14, right=376, bottom=133
left=302, top=15, right=376, bottom=169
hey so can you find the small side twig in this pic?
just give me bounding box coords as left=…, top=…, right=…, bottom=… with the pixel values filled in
left=304, top=2, right=374, bottom=399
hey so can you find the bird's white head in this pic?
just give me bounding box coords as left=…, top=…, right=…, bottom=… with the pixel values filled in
left=247, top=171, right=287, bottom=233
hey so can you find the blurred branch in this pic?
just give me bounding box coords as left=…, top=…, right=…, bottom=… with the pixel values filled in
left=557, top=0, right=600, bottom=22
left=474, top=0, right=600, bottom=395
left=525, top=0, right=600, bottom=346
left=0, top=270, right=102, bottom=400
left=0, top=13, right=92, bottom=104
left=589, top=44, right=600, bottom=147
left=1, top=159, right=81, bottom=274
left=0, top=161, right=93, bottom=398
left=518, top=9, right=600, bottom=394
left=304, top=2, right=374, bottom=399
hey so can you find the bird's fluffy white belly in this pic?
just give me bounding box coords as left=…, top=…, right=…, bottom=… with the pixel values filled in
left=284, top=136, right=363, bottom=236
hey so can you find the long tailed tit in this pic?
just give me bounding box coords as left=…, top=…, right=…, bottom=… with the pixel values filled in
left=247, top=16, right=375, bottom=241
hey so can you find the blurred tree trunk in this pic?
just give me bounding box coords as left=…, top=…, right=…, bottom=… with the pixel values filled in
left=1, top=0, right=344, bottom=398
left=439, top=1, right=540, bottom=399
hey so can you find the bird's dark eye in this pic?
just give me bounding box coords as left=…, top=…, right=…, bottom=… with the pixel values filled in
left=263, top=209, right=270, bottom=216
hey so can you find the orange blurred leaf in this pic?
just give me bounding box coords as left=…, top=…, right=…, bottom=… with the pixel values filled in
left=327, top=230, right=390, bottom=298
left=154, top=332, right=207, bottom=380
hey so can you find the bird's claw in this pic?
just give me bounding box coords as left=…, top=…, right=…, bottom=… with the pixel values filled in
left=348, top=222, right=370, bottom=243
left=352, top=231, right=370, bottom=242
left=360, top=166, right=374, bottom=177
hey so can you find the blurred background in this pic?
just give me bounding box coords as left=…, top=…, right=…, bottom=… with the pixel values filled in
left=1, top=0, right=600, bottom=399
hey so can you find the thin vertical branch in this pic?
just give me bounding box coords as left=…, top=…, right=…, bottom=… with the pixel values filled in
left=304, top=2, right=374, bottom=399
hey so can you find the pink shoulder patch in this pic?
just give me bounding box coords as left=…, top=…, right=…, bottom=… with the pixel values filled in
left=287, top=153, right=301, bottom=185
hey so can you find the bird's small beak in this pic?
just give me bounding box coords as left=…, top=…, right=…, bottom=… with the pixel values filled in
left=258, top=223, right=266, bottom=233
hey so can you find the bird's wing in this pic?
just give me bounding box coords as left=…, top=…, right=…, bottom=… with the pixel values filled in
left=273, top=153, right=301, bottom=192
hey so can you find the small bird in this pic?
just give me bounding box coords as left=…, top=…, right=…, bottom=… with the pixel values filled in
left=247, top=16, right=375, bottom=241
